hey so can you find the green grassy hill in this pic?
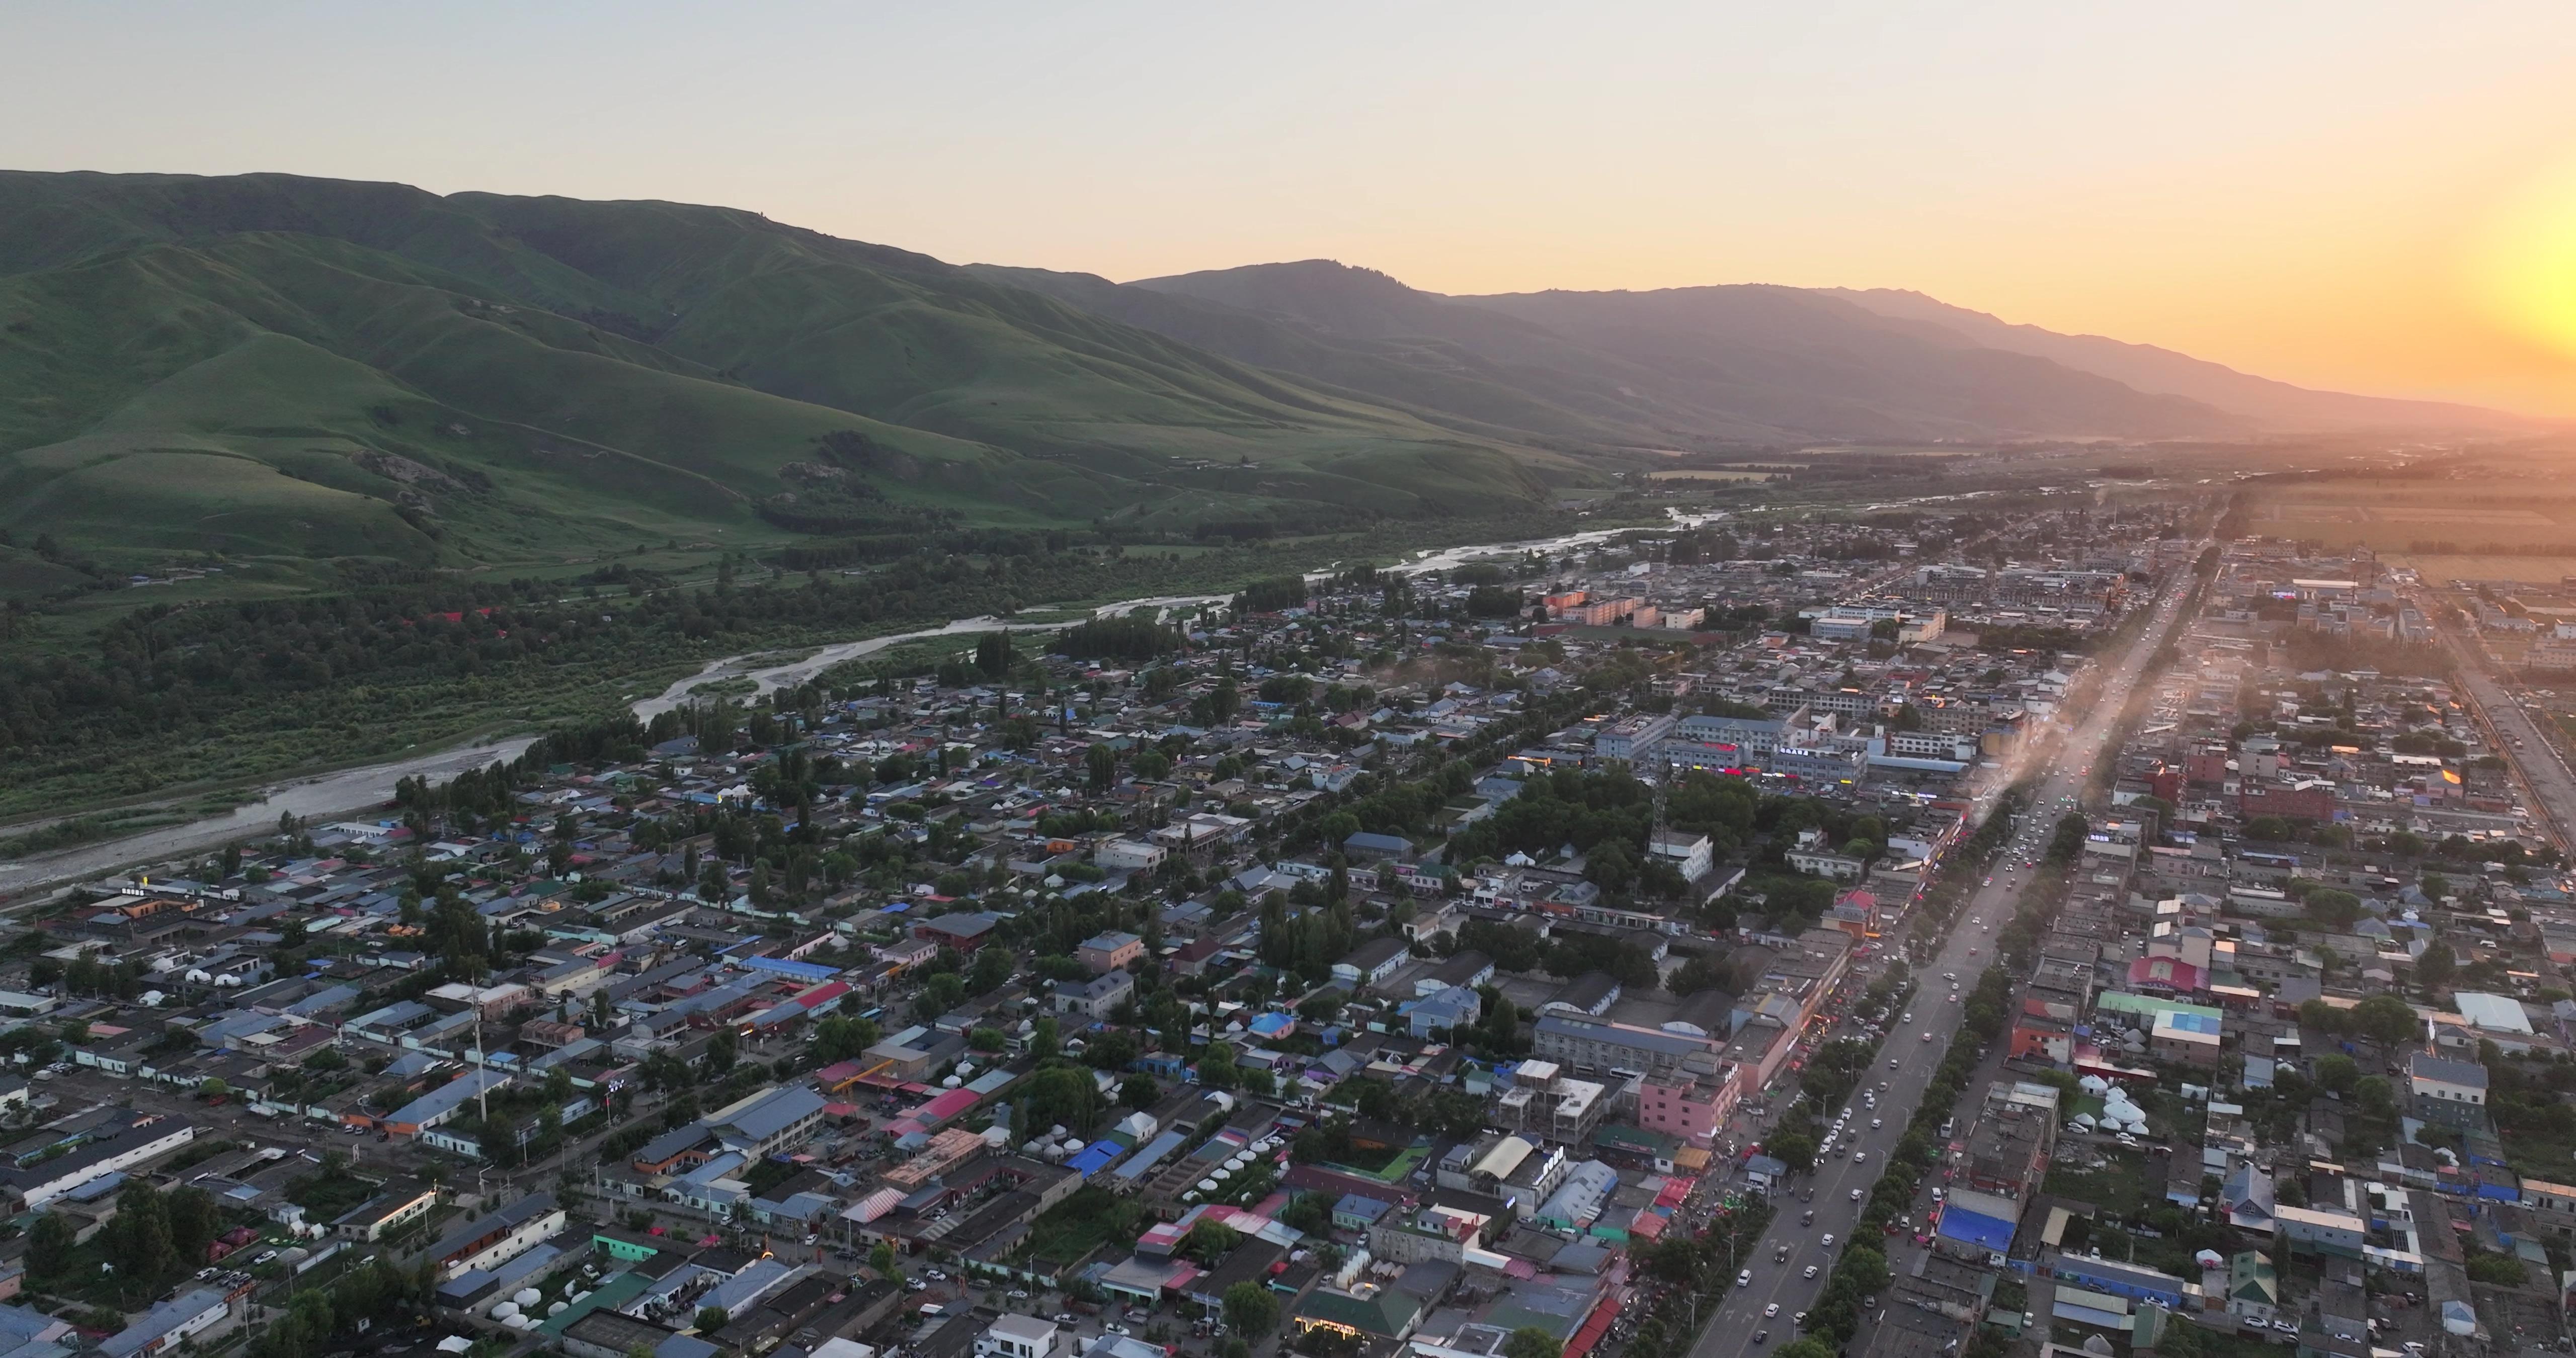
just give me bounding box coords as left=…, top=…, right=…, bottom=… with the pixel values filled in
left=0, top=172, right=1584, bottom=590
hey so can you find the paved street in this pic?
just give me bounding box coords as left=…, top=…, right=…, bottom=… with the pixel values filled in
left=1685, top=555, right=2205, bottom=1358
left=2414, top=591, right=2576, bottom=854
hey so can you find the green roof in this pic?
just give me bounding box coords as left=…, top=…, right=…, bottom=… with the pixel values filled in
left=2096, top=992, right=2223, bottom=1022
left=1294, top=1288, right=1422, bottom=1338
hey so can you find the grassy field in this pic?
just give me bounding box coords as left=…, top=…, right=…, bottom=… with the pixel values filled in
left=2241, top=480, right=2576, bottom=563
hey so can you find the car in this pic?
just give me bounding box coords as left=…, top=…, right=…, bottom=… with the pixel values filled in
left=2272, top=1321, right=2298, bottom=1335
left=1803, top=1265, right=1819, bottom=1279
left=253, top=1249, right=278, bottom=1265
left=1765, top=1304, right=1781, bottom=1318
left=1922, top=1032, right=1934, bottom=1042
left=1794, top=1312, right=1808, bottom=1329
left=1888, top=1057, right=1901, bottom=1069
left=1871, top=1118, right=1883, bottom=1129
left=1983, top=876, right=1992, bottom=886
left=1854, top=1151, right=1868, bottom=1164
left=924, top=1268, right=949, bottom=1281
left=1738, top=1269, right=1754, bottom=1288
left=1967, top=947, right=1978, bottom=956
left=1900, top=1012, right=1913, bottom=1023
left=1968, top=916, right=1980, bottom=925
left=1850, top=1188, right=1865, bottom=1201
left=1009, top=1289, right=1032, bottom=1300
left=1753, top=1332, right=1769, bottom=1346
left=1821, top=1234, right=1835, bottom=1247
left=1055, top=1314, right=1079, bottom=1325
left=907, top=1280, right=929, bottom=1293
left=1802, top=1210, right=1815, bottom=1225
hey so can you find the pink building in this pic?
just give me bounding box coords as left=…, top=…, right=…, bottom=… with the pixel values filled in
left=1635, top=1057, right=1739, bottom=1147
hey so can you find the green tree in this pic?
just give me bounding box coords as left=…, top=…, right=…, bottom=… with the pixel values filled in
left=2304, top=889, right=2362, bottom=927
left=1768, top=1131, right=1816, bottom=1173
left=871, top=1240, right=899, bottom=1277
left=1503, top=1328, right=1565, bottom=1358
left=1224, top=1280, right=1282, bottom=1338
left=2354, top=1074, right=2395, bottom=1117
left=165, top=1185, right=221, bottom=1265
left=1197, top=1043, right=1240, bottom=1090
left=2313, top=1054, right=2359, bottom=1096
left=2353, top=993, right=2421, bottom=1047
left=26, top=1212, right=71, bottom=1278
left=1777, top=1340, right=1836, bottom=1358
left=1837, top=1245, right=1890, bottom=1295
left=2416, top=940, right=2456, bottom=992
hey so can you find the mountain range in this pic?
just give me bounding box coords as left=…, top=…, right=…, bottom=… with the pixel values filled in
left=0, top=171, right=2530, bottom=582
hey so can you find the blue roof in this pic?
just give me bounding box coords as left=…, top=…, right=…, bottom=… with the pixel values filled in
left=1937, top=1204, right=2017, bottom=1253
left=741, top=954, right=840, bottom=982
left=2163, top=1011, right=2222, bottom=1035
left=1067, top=1139, right=1123, bottom=1177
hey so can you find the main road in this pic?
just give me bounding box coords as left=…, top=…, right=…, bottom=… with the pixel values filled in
left=1684, top=552, right=2206, bottom=1358
left=2408, top=586, right=2576, bottom=856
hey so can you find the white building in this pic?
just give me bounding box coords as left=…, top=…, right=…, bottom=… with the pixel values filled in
left=1648, top=832, right=1712, bottom=883
left=977, top=1314, right=1061, bottom=1358
left=1095, top=839, right=1167, bottom=874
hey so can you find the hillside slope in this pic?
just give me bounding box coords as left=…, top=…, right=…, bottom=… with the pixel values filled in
left=1817, top=287, right=2532, bottom=433
left=1130, top=260, right=2250, bottom=443
left=0, top=173, right=1572, bottom=577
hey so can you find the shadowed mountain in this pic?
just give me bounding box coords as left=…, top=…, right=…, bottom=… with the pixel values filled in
left=1817, top=287, right=2533, bottom=433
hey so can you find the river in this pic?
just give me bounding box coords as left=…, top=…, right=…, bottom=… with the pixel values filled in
left=0, top=512, right=1717, bottom=898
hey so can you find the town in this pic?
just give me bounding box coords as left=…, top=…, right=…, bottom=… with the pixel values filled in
left=6, top=493, right=2576, bottom=1358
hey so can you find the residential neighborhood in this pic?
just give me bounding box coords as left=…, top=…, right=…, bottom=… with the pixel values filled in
left=5, top=504, right=2575, bottom=1358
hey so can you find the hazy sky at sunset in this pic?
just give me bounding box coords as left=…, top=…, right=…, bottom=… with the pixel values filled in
left=12, top=2, right=2576, bottom=414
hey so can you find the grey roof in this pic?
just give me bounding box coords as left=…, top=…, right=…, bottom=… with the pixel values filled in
left=2407, top=1052, right=2489, bottom=1088
left=716, top=1085, right=828, bottom=1143
left=98, top=1290, right=226, bottom=1358
left=1535, top=1013, right=1708, bottom=1057
left=428, top=1192, right=557, bottom=1262
left=1341, top=937, right=1408, bottom=971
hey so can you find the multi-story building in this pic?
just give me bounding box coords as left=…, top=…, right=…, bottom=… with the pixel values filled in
left=1594, top=713, right=1676, bottom=761
left=1532, top=1013, right=1719, bottom=1079
left=2407, top=1052, right=2489, bottom=1129
left=1633, top=1051, right=1738, bottom=1147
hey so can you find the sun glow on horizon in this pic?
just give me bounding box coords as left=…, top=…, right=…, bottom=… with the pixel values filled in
left=2470, top=154, right=2576, bottom=365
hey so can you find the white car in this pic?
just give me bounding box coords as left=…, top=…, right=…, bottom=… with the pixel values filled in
left=1764, top=1304, right=1781, bottom=1318
left=1854, top=1151, right=1868, bottom=1164
left=1850, top=1188, right=1864, bottom=1201
left=1821, top=1234, right=1835, bottom=1248
left=1739, top=1269, right=1754, bottom=1288
left=1871, top=1118, right=1883, bottom=1129
left=1802, top=1265, right=1819, bottom=1280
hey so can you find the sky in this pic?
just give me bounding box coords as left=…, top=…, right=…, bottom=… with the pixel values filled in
left=11, top=1, right=2576, bottom=415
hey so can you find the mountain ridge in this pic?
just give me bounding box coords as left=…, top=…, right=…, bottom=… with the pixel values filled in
left=0, top=171, right=2539, bottom=592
